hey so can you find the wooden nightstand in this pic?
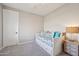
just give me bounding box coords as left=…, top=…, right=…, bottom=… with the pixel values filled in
left=64, top=40, right=79, bottom=56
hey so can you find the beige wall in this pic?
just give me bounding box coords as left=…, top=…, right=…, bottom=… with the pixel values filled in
left=0, top=4, right=2, bottom=49
left=44, top=4, right=79, bottom=32
left=44, top=3, right=79, bottom=55
left=19, top=12, right=44, bottom=43
left=3, top=6, right=44, bottom=43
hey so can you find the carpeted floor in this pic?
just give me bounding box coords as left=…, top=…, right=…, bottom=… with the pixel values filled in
left=0, top=41, right=70, bottom=56
left=0, top=41, right=50, bottom=56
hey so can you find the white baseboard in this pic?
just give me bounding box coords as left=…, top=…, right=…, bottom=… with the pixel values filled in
left=17, top=40, right=33, bottom=45
left=0, top=40, right=33, bottom=51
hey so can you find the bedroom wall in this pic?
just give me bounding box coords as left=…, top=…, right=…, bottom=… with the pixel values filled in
left=44, top=4, right=79, bottom=32
left=3, top=6, right=44, bottom=44
left=19, top=12, right=44, bottom=43
left=0, top=4, right=2, bottom=49
left=44, top=3, right=79, bottom=55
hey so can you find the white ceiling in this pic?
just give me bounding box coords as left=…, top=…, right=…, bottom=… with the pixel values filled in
left=3, top=3, right=64, bottom=16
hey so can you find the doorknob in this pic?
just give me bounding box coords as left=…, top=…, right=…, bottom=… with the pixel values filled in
left=16, top=32, right=18, bottom=34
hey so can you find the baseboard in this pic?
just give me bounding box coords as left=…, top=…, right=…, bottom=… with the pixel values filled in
left=17, top=40, right=33, bottom=45
left=0, top=40, right=33, bottom=50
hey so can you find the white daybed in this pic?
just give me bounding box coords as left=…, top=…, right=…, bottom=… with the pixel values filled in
left=35, top=32, right=63, bottom=56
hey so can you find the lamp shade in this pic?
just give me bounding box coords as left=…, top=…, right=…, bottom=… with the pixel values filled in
left=66, top=27, right=79, bottom=33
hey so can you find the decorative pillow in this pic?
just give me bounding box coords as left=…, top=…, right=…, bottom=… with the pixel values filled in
left=53, top=32, right=61, bottom=38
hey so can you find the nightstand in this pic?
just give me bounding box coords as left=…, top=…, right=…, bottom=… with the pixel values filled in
left=64, top=40, right=79, bottom=56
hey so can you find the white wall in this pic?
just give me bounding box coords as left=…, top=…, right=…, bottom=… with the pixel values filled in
left=0, top=4, right=2, bottom=49
left=19, top=12, right=43, bottom=43
left=44, top=4, right=79, bottom=32
left=3, top=6, right=44, bottom=43
left=44, top=4, right=79, bottom=55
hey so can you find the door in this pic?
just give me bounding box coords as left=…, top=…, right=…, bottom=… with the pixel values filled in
left=3, top=9, right=19, bottom=47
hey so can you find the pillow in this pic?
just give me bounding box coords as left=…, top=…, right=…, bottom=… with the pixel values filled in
left=53, top=32, right=61, bottom=38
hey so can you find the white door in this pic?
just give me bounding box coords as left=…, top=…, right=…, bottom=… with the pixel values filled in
left=3, top=9, right=19, bottom=47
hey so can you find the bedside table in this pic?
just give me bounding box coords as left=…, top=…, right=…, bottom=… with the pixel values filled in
left=64, top=40, right=79, bottom=56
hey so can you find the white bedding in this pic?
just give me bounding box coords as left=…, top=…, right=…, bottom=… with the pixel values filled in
left=35, top=32, right=62, bottom=56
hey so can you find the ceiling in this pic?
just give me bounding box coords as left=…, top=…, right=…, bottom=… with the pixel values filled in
left=3, top=3, right=64, bottom=16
